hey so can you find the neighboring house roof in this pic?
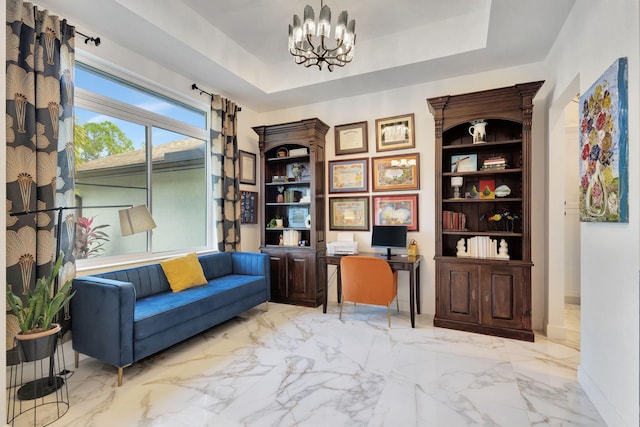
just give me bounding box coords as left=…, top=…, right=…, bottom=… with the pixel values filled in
left=76, top=138, right=205, bottom=172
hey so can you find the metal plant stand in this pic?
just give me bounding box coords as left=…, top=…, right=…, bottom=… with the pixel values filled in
left=7, top=335, right=70, bottom=426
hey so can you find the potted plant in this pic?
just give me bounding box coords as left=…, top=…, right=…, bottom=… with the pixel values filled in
left=6, top=252, right=75, bottom=362
left=73, top=216, right=110, bottom=259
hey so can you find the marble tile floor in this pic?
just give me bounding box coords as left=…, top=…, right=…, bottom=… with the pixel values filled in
left=8, top=302, right=604, bottom=427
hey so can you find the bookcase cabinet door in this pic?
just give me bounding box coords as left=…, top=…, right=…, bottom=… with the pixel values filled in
left=480, top=265, right=532, bottom=339
left=436, top=261, right=480, bottom=324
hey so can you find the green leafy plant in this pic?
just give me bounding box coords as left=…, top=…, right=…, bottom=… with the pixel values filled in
left=6, top=253, right=75, bottom=335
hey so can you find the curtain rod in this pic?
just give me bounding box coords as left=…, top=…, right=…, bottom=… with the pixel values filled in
left=191, top=83, right=242, bottom=111
left=76, top=30, right=101, bottom=46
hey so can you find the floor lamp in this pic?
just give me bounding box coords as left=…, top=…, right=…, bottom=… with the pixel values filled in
left=11, top=204, right=156, bottom=293
left=8, top=204, right=156, bottom=397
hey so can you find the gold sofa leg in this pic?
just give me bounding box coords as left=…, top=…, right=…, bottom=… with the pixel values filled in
left=117, top=367, right=124, bottom=387
left=387, top=303, right=391, bottom=327
left=75, top=351, right=79, bottom=368
left=265, top=301, right=269, bottom=311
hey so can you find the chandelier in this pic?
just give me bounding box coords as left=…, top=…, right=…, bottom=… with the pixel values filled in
left=288, top=1, right=356, bottom=71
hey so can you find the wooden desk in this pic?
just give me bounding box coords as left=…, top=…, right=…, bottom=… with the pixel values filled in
left=319, top=253, right=423, bottom=328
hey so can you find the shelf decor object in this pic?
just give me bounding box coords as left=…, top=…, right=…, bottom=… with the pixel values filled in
left=253, top=118, right=329, bottom=307
left=451, top=176, right=463, bottom=199
left=428, top=81, right=544, bottom=342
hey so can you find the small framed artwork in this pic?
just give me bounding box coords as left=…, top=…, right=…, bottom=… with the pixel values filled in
left=479, top=178, right=496, bottom=199
left=240, top=191, right=258, bottom=224
left=329, top=196, right=369, bottom=231
left=372, top=194, right=419, bottom=231
left=451, top=154, right=478, bottom=173
left=239, top=150, right=256, bottom=185
left=334, top=121, right=368, bottom=155
left=328, top=158, right=368, bottom=193
left=375, top=113, right=415, bottom=152
left=371, top=153, right=420, bottom=192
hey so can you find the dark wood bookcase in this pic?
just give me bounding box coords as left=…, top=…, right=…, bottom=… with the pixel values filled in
left=253, top=118, right=329, bottom=307
left=427, top=81, right=543, bottom=341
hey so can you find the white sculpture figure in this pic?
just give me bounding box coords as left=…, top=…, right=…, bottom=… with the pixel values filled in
left=456, top=238, right=467, bottom=257
left=497, top=239, right=510, bottom=259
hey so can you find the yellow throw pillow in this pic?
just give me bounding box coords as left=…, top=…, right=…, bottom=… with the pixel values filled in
left=160, top=253, right=207, bottom=292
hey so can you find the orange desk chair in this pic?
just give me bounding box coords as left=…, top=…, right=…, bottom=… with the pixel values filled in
left=339, top=256, right=399, bottom=327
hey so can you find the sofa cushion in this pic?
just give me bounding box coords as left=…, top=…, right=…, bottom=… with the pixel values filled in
left=198, top=252, right=233, bottom=280
left=133, top=274, right=266, bottom=341
left=95, top=264, right=171, bottom=299
left=161, top=253, right=207, bottom=292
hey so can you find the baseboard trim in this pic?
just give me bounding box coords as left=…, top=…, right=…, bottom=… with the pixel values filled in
left=545, top=322, right=567, bottom=339
left=564, top=295, right=581, bottom=305
left=578, top=365, right=626, bottom=426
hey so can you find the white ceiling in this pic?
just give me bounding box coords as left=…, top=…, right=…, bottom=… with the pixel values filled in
left=35, top=0, right=576, bottom=112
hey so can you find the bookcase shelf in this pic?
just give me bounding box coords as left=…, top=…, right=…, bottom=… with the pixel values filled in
left=428, top=81, right=543, bottom=342
left=253, top=118, right=329, bottom=308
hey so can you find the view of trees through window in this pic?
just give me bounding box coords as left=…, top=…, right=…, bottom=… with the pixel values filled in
left=73, top=63, right=209, bottom=261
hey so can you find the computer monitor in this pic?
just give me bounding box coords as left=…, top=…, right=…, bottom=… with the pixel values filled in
left=371, top=225, right=408, bottom=259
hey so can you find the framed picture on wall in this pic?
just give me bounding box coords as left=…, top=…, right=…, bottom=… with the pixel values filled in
left=334, top=121, right=368, bottom=155
left=371, top=153, right=420, bottom=191
left=240, top=191, right=258, bottom=224
left=372, top=193, right=419, bottom=231
left=375, top=113, right=415, bottom=152
left=239, top=150, right=256, bottom=185
left=329, top=196, right=369, bottom=231
left=328, top=158, right=368, bottom=193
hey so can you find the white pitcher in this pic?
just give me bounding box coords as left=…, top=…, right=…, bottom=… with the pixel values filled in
left=468, top=120, right=488, bottom=143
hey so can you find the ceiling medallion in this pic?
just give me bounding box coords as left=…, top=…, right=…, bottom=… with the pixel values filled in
left=288, top=1, right=356, bottom=71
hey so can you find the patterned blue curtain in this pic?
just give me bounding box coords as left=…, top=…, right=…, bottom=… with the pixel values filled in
left=6, top=0, right=76, bottom=351
left=210, top=95, right=240, bottom=251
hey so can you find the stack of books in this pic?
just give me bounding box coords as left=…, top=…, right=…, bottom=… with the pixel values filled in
left=282, top=229, right=300, bottom=246
left=481, top=156, right=508, bottom=170
left=442, top=210, right=467, bottom=230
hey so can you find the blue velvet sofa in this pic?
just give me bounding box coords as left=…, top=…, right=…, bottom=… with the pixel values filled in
left=71, top=252, right=270, bottom=386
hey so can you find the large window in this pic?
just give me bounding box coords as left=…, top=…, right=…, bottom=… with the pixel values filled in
left=74, top=63, right=209, bottom=262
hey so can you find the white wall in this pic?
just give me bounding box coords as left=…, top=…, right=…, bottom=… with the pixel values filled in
left=254, top=64, right=549, bottom=319
left=544, top=1, right=640, bottom=426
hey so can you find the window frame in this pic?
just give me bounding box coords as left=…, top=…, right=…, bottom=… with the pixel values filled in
left=73, top=61, right=213, bottom=270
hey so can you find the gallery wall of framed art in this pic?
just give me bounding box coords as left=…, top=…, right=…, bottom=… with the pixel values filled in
left=327, top=115, right=421, bottom=234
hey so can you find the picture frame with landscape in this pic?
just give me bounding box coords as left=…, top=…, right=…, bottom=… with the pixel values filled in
left=450, top=154, right=477, bottom=173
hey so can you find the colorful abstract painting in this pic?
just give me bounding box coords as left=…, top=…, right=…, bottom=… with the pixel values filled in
left=579, top=57, right=628, bottom=222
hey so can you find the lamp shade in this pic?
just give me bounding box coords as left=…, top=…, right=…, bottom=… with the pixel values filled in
left=119, top=205, right=156, bottom=236
left=451, top=176, right=463, bottom=187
